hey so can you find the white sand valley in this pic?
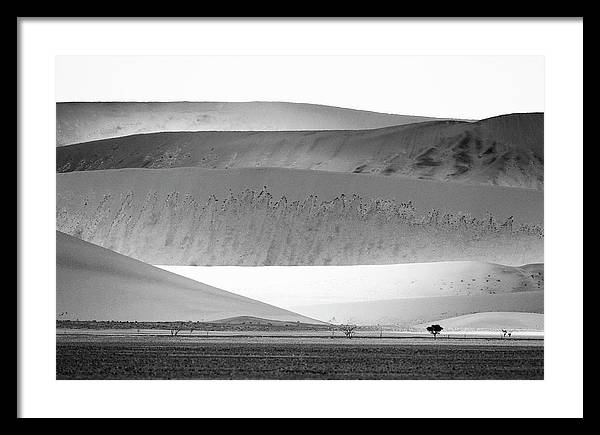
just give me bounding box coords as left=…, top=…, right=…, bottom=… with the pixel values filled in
left=155, top=262, right=543, bottom=327
left=157, top=262, right=543, bottom=308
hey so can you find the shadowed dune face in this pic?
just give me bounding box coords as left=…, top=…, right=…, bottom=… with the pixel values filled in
left=57, top=167, right=543, bottom=267
left=56, top=231, right=323, bottom=323
left=57, top=112, right=543, bottom=189
left=56, top=101, right=453, bottom=146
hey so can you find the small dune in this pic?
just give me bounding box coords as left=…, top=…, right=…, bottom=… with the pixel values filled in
left=415, top=312, right=543, bottom=331
left=293, top=292, right=543, bottom=327
left=209, top=316, right=322, bottom=328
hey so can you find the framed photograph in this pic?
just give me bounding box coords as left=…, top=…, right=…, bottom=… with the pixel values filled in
left=18, top=18, right=583, bottom=418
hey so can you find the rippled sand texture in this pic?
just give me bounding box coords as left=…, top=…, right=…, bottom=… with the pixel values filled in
left=57, top=112, right=543, bottom=189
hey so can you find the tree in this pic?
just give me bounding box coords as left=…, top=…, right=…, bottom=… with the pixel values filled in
left=501, top=329, right=512, bottom=338
left=340, top=324, right=357, bottom=339
left=170, top=323, right=183, bottom=336
left=426, top=324, right=443, bottom=339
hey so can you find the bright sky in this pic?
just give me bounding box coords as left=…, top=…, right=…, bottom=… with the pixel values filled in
left=56, top=55, right=544, bottom=120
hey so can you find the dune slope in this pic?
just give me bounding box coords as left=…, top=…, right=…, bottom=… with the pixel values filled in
left=415, top=312, right=544, bottom=331
left=157, top=262, right=544, bottom=308
left=56, top=230, right=322, bottom=323
left=57, top=167, right=543, bottom=266
left=56, top=101, right=457, bottom=146
left=57, top=112, right=543, bottom=189
left=293, top=292, right=544, bottom=327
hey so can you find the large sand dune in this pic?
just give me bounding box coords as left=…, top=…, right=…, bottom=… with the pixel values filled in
left=293, top=292, right=544, bottom=327
left=56, top=101, right=456, bottom=146
left=57, top=167, right=543, bottom=266
left=57, top=112, right=543, bottom=189
left=157, top=262, right=544, bottom=309
left=56, top=231, right=322, bottom=323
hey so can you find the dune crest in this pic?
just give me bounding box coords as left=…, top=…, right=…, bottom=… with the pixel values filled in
left=57, top=112, right=543, bottom=189
left=56, top=101, right=457, bottom=146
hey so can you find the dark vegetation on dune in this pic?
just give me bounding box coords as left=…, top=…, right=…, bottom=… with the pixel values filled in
left=57, top=186, right=543, bottom=266
left=56, top=113, right=544, bottom=189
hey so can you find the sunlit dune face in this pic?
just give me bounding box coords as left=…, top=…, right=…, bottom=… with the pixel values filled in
left=156, top=261, right=543, bottom=309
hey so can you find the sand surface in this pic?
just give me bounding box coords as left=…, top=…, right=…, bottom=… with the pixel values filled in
left=56, top=167, right=543, bottom=221
left=415, top=312, right=543, bottom=331
left=56, top=101, right=456, bottom=146
left=56, top=230, right=322, bottom=323
left=293, top=291, right=543, bottom=326
left=54, top=103, right=545, bottom=338
left=157, top=262, right=544, bottom=308
left=56, top=167, right=543, bottom=266
left=57, top=112, right=543, bottom=189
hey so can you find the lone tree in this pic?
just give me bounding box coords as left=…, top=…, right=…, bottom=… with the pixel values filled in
left=340, top=324, right=357, bottom=339
left=426, top=324, right=443, bottom=339
left=170, top=322, right=184, bottom=336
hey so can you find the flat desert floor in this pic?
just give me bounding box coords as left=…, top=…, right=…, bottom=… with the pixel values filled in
left=56, top=333, right=543, bottom=380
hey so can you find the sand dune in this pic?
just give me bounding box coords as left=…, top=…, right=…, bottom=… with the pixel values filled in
left=56, top=167, right=543, bottom=222
left=57, top=112, right=543, bottom=189
left=157, top=262, right=544, bottom=309
left=293, top=292, right=544, bottom=327
left=57, top=167, right=543, bottom=266
left=55, top=102, right=545, bottom=330
left=415, top=312, right=543, bottom=331
left=209, top=316, right=326, bottom=328
left=56, top=231, right=322, bottom=323
left=56, top=101, right=456, bottom=146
